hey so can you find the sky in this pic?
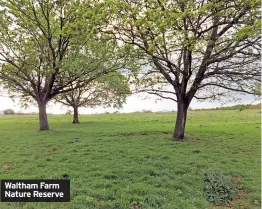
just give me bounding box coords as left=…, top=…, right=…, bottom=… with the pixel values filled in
left=0, top=93, right=259, bottom=114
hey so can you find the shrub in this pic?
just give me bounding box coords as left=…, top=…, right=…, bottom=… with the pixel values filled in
left=203, top=170, right=236, bottom=204
left=3, top=109, right=15, bottom=115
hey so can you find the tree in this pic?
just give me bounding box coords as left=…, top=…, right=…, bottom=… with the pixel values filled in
left=55, top=72, right=131, bottom=123
left=101, top=0, right=261, bottom=140
left=3, top=109, right=15, bottom=115
left=66, top=110, right=72, bottom=115
left=0, top=0, right=129, bottom=130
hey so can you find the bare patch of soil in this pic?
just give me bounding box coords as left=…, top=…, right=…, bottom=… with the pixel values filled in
left=3, top=161, right=14, bottom=169
left=234, top=190, right=250, bottom=201
left=232, top=176, right=243, bottom=182
left=133, top=203, right=141, bottom=209
left=208, top=190, right=250, bottom=209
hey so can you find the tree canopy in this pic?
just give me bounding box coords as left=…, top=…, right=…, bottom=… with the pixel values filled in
left=55, top=72, right=131, bottom=123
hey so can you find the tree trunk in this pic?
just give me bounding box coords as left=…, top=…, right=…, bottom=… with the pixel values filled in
left=38, top=102, right=49, bottom=131
left=72, top=106, right=79, bottom=124
left=173, top=100, right=188, bottom=140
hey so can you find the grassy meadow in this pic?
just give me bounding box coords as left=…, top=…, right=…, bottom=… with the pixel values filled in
left=0, top=110, right=260, bottom=209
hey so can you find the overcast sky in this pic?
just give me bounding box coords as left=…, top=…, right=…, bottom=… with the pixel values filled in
left=0, top=93, right=259, bottom=114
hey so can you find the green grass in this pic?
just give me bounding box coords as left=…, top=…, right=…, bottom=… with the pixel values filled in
left=0, top=110, right=260, bottom=209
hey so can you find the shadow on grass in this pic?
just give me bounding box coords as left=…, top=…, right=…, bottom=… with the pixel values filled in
left=102, top=131, right=171, bottom=138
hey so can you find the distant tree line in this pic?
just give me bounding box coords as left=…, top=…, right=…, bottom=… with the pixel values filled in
left=193, top=103, right=261, bottom=111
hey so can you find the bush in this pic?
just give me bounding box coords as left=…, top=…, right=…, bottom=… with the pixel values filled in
left=3, top=109, right=15, bottom=115
left=203, top=170, right=236, bottom=204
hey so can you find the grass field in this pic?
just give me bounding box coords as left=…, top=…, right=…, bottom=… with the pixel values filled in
left=0, top=110, right=260, bottom=209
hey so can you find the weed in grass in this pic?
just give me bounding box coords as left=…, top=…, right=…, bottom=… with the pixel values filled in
left=203, top=169, right=236, bottom=204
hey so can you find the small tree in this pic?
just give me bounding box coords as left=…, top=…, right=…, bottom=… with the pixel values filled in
left=55, top=72, right=130, bottom=123
left=66, top=110, right=72, bottom=115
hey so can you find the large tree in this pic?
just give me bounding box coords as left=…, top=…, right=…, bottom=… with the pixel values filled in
left=55, top=72, right=130, bottom=123
left=0, top=0, right=129, bottom=130
left=101, top=0, right=261, bottom=140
